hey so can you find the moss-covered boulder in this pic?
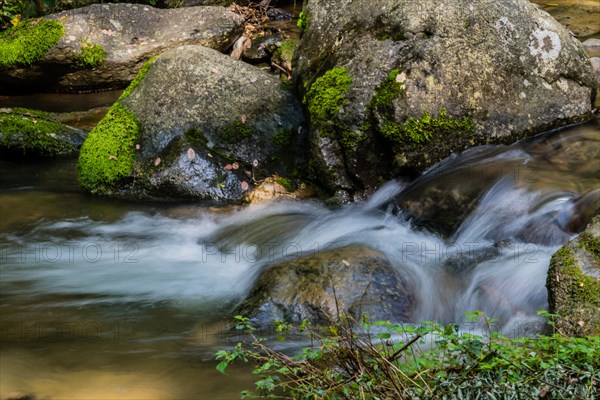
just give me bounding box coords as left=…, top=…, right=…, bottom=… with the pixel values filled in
left=78, top=45, right=306, bottom=200
left=547, top=215, right=600, bottom=337
left=237, top=246, right=414, bottom=326
left=294, top=0, right=596, bottom=200
left=0, top=3, right=244, bottom=92
left=0, top=108, right=86, bottom=156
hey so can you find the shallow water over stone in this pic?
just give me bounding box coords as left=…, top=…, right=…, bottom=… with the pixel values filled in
left=0, top=117, right=598, bottom=398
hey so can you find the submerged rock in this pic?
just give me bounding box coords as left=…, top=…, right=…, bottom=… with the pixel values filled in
left=294, top=0, right=596, bottom=199
left=237, top=246, right=414, bottom=326
left=0, top=108, right=86, bottom=156
left=0, top=3, right=244, bottom=92
left=546, top=215, right=600, bottom=337
left=78, top=45, right=306, bottom=200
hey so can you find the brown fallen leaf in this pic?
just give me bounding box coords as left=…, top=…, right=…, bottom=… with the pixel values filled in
left=187, top=148, right=196, bottom=161
left=342, top=259, right=350, bottom=267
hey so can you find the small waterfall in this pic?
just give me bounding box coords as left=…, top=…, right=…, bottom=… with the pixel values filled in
left=1, top=119, right=598, bottom=335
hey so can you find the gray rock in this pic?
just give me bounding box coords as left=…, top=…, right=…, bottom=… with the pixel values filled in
left=0, top=3, right=244, bottom=92
left=237, top=246, right=414, bottom=326
left=295, top=0, right=596, bottom=198
left=115, top=45, right=305, bottom=201
left=546, top=215, right=600, bottom=337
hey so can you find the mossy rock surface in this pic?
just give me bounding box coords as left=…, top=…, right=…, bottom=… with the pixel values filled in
left=0, top=108, right=85, bottom=156
left=79, top=45, right=306, bottom=201
left=295, top=0, right=596, bottom=199
left=237, top=246, right=414, bottom=327
left=0, top=3, right=244, bottom=92
left=0, top=19, right=64, bottom=69
left=547, top=215, right=600, bottom=337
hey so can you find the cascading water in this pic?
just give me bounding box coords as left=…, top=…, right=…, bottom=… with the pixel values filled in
left=0, top=117, right=598, bottom=398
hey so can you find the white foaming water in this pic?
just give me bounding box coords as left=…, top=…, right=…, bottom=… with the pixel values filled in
left=1, top=121, right=597, bottom=335
left=0, top=181, right=568, bottom=332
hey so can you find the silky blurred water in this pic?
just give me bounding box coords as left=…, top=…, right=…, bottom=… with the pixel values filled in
left=0, top=117, right=598, bottom=399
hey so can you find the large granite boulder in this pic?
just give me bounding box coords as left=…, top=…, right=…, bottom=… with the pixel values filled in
left=547, top=215, right=600, bottom=337
left=78, top=45, right=306, bottom=201
left=236, top=246, right=415, bottom=326
left=0, top=3, right=244, bottom=92
left=294, top=0, right=596, bottom=200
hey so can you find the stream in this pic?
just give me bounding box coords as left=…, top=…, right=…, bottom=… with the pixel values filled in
left=0, top=114, right=598, bottom=398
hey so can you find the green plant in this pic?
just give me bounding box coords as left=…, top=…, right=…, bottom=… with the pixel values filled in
left=216, top=311, right=600, bottom=399
left=0, top=0, right=31, bottom=30
left=297, top=11, right=309, bottom=33
left=75, top=41, right=107, bottom=68
left=0, top=18, right=64, bottom=68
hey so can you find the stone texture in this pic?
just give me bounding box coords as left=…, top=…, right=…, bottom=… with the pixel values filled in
left=237, top=246, right=414, bottom=326
left=114, top=45, right=305, bottom=201
left=0, top=3, right=244, bottom=92
left=547, top=215, right=600, bottom=337
left=294, top=0, right=596, bottom=199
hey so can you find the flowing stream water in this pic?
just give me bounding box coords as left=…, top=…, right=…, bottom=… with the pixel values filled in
left=0, top=116, right=598, bottom=399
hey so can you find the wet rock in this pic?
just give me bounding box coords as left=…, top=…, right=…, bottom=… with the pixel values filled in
left=0, top=3, right=244, bottom=92
left=0, top=108, right=86, bottom=157
left=547, top=215, right=600, bottom=337
left=267, top=7, right=294, bottom=21
left=295, top=0, right=596, bottom=198
left=237, top=246, right=414, bottom=326
left=242, top=35, right=283, bottom=64
left=79, top=45, right=306, bottom=200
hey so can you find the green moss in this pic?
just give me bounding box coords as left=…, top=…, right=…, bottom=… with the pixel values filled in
left=184, top=127, right=208, bottom=146
left=0, top=19, right=64, bottom=68
left=578, top=231, right=600, bottom=259
left=273, top=129, right=292, bottom=146
left=277, top=40, right=297, bottom=64
left=297, top=11, right=309, bottom=33
left=304, top=67, right=352, bottom=124
left=75, top=41, right=107, bottom=68
left=275, top=177, right=295, bottom=192
left=381, top=109, right=474, bottom=145
left=78, top=104, right=141, bottom=192
left=0, top=108, right=77, bottom=155
left=78, top=56, right=158, bottom=193
left=304, top=67, right=364, bottom=153
left=371, top=69, right=404, bottom=109
left=219, top=121, right=254, bottom=144
left=549, top=245, right=600, bottom=336
left=118, top=56, right=158, bottom=102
